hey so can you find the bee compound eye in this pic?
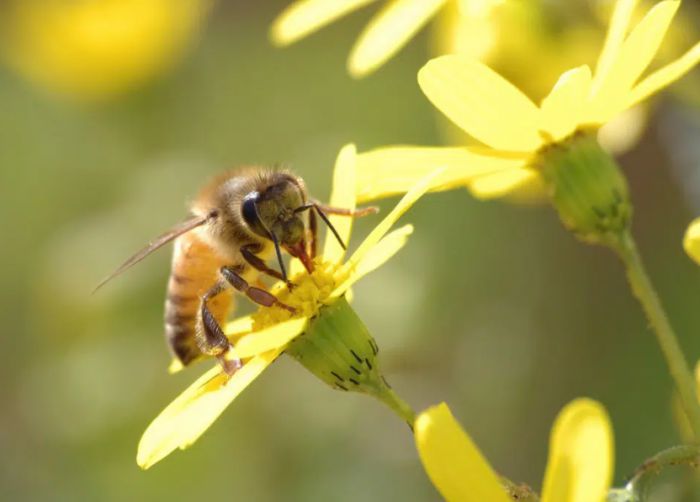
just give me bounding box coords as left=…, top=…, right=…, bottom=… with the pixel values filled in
left=241, top=192, right=261, bottom=228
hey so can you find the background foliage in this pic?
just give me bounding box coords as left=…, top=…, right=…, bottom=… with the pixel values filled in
left=2, top=0, right=700, bottom=500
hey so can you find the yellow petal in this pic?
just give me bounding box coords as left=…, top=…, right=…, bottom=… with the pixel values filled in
left=234, top=318, right=308, bottom=358
left=332, top=224, right=413, bottom=297
left=415, top=403, right=510, bottom=502
left=540, top=66, right=592, bottom=142
left=348, top=0, right=447, bottom=78
left=168, top=359, right=185, bottom=374
left=541, top=398, right=614, bottom=502
left=627, top=40, right=700, bottom=108
left=356, top=145, right=527, bottom=203
left=225, top=315, right=254, bottom=338
left=418, top=55, right=542, bottom=152
left=597, top=104, right=648, bottom=154
left=591, top=0, right=639, bottom=94
left=322, top=143, right=357, bottom=264
left=468, top=168, right=540, bottom=200
left=270, top=0, right=377, bottom=46
left=588, top=0, right=680, bottom=123
left=683, top=217, right=700, bottom=265
left=342, top=168, right=441, bottom=275
left=137, top=351, right=280, bottom=469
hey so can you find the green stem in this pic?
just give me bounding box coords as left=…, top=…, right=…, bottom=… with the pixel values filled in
left=614, top=230, right=700, bottom=442
left=369, top=382, right=416, bottom=426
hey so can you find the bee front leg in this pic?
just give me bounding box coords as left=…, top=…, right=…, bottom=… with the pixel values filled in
left=240, top=244, right=291, bottom=287
left=311, top=201, right=378, bottom=217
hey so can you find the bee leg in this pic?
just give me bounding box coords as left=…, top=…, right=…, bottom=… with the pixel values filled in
left=240, top=245, right=289, bottom=284
left=311, top=200, right=379, bottom=218
left=220, top=266, right=296, bottom=314
left=198, top=282, right=241, bottom=375
left=295, top=201, right=378, bottom=253
left=308, top=205, right=318, bottom=259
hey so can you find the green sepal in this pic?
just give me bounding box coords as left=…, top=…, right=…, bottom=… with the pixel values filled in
left=536, top=131, right=632, bottom=247
left=285, top=296, right=415, bottom=425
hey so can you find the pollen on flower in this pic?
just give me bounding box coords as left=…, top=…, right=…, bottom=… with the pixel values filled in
left=251, top=258, right=341, bottom=329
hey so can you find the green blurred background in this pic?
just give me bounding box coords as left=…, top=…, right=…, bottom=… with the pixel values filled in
left=2, top=0, right=700, bottom=500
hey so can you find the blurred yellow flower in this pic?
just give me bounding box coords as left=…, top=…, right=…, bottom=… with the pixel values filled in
left=137, top=144, right=436, bottom=469
left=434, top=0, right=700, bottom=160
left=415, top=398, right=613, bottom=502
left=434, top=0, right=697, bottom=100
left=683, top=218, right=700, bottom=265
left=432, top=0, right=652, bottom=157
left=357, top=0, right=700, bottom=202
left=0, top=0, right=211, bottom=101
left=271, top=0, right=465, bottom=78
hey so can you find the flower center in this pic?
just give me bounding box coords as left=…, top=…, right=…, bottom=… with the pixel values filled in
left=251, top=258, right=344, bottom=329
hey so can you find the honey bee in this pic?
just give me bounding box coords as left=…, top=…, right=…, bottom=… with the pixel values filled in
left=95, top=167, right=375, bottom=373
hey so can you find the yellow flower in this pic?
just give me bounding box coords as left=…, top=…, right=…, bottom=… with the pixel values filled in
left=271, top=0, right=454, bottom=78
left=0, top=0, right=210, bottom=101
left=357, top=0, right=700, bottom=202
left=137, top=144, right=437, bottom=469
left=432, top=1, right=655, bottom=159
left=415, top=398, right=614, bottom=502
left=683, top=218, right=700, bottom=265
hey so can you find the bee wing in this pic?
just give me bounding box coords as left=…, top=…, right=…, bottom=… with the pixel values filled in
left=92, top=215, right=210, bottom=293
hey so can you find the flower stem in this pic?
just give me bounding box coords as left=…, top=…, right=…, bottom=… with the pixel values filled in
left=368, top=382, right=416, bottom=426
left=614, top=230, right=700, bottom=442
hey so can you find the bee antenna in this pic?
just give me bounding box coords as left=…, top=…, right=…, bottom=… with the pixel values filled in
left=312, top=204, right=346, bottom=250
left=270, top=231, right=288, bottom=283
left=253, top=200, right=288, bottom=282
left=294, top=203, right=346, bottom=250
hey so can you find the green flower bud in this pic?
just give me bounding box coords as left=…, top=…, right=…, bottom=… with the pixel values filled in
left=535, top=131, right=632, bottom=247
left=285, top=296, right=415, bottom=425
left=606, top=488, right=636, bottom=502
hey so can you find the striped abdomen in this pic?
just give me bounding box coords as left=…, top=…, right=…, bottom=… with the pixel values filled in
left=164, top=231, right=235, bottom=366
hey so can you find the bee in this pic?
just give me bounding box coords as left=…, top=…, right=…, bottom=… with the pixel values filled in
left=95, top=167, right=375, bottom=374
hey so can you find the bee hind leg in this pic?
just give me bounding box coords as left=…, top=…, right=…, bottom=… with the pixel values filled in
left=198, top=266, right=297, bottom=375
left=197, top=281, right=240, bottom=375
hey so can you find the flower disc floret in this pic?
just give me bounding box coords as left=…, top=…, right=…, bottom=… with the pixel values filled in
left=252, top=259, right=344, bottom=328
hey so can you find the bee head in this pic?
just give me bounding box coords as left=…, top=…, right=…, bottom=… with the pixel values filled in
left=241, top=175, right=313, bottom=273
left=242, top=178, right=305, bottom=243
